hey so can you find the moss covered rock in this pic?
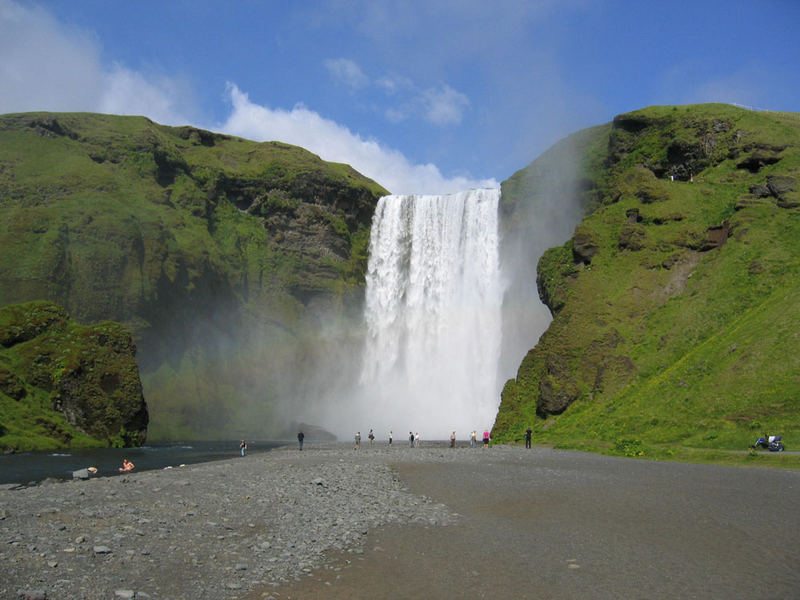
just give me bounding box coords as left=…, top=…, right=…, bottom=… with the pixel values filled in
left=0, top=300, right=147, bottom=451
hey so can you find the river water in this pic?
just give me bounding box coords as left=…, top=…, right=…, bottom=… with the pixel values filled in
left=0, top=440, right=284, bottom=485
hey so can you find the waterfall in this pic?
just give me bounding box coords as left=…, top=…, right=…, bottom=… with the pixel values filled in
left=359, top=189, right=504, bottom=438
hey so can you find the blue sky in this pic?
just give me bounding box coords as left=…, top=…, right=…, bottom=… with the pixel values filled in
left=2, top=0, right=799, bottom=194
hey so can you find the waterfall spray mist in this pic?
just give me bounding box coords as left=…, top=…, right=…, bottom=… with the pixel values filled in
left=355, top=189, right=504, bottom=439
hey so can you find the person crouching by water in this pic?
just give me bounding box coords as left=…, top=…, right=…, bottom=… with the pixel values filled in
left=239, top=439, right=247, bottom=457
left=119, top=458, right=134, bottom=472
left=297, top=430, right=305, bottom=451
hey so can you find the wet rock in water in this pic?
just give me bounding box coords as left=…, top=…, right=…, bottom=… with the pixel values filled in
left=72, top=469, right=91, bottom=480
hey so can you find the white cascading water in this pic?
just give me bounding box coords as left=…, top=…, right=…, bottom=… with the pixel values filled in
left=359, top=189, right=504, bottom=439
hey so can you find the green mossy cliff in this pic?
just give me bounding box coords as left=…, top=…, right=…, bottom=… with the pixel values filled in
left=495, top=104, right=800, bottom=454
left=0, top=300, right=147, bottom=452
left=0, top=112, right=388, bottom=442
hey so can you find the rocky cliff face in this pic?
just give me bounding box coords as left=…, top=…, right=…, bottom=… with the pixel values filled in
left=0, top=301, right=147, bottom=452
left=494, top=104, right=800, bottom=450
left=0, top=112, right=387, bottom=441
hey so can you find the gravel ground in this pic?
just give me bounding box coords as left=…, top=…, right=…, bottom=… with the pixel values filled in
left=268, top=444, right=800, bottom=600
left=3, top=443, right=799, bottom=600
left=0, top=443, right=456, bottom=600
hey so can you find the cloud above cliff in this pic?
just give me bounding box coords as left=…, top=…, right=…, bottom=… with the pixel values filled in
left=0, top=0, right=192, bottom=125
left=219, top=84, right=496, bottom=194
left=2, top=0, right=799, bottom=193
left=324, top=58, right=369, bottom=90
left=325, top=56, right=470, bottom=126
left=0, top=0, right=492, bottom=194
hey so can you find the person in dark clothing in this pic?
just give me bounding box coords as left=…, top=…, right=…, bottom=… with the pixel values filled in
left=524, top=427, right=532, bottom=449
left=297, top=430, right=305, bottom=451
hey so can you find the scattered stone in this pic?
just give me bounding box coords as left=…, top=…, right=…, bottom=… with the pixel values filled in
left=0, top=443, right=459, bottom=599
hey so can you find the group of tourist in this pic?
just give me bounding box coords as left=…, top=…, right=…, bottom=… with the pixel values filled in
left=343, top=429, right=498, bottom=449
left=241, top=425, right=535, bottom=453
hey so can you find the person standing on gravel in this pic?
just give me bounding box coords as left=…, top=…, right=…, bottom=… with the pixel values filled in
left=297, top=430, right=305, bottom=451
left=415, top=432, right=421, bottom=447
left=368, top=429, right=375, bottom=446
left=483, top=430, right=490, bottom=448
left=471, top=430, right=477, bottom=447
left=239, top=440, right=247, bottom=457
left=389, top=430, right=393, bottom=445
left=354, top=431, right=361, bottom=450
left=524, top=426, right=532, bottom=449
left=450, top=431, right=456, bottom=448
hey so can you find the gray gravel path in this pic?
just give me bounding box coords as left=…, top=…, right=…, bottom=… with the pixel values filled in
left=0, top=444, right=455, bottom=600
left=268, top=444, right=800, bottom=600
left=3, top=443, right=799, bottom=600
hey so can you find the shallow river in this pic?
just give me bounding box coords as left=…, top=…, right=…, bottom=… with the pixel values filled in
left=0, top=440, right=283, bottom=485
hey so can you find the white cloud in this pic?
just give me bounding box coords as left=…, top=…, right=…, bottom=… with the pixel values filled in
left=377, top=79, right=470, bottom=127
left=421, top=84, right=469, bottom=125
left=0, top=0, right=493, bottom=195
left=375, top=74, right=414, bottom=95
left=219, top=84, right=496, bottom=195
left=0, top=0, right=189, bottom=124
left=324, top=57, right=369, bottom=90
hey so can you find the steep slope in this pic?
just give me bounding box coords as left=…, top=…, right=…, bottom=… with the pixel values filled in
left=0, top=112, right=388, bottom=440
left=0, top=300, right=147, bottom=452
left=495, top=104, right=800, bottom=454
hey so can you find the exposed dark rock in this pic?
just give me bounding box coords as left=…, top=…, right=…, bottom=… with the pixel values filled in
left=737, top=149, right=781, bottom=172
left=537, top=353, right=581, bottom=416
left=618, top=222, right=647, bottom=250
left=0, top=366, right=26, bottom=400
left=572, top=224, right=599, bottom=264
left=612, top=114, right=652, bottom=134
left=766, top=175, right=796, bottom=197
left=702, top=220, right=731, bottom=251
left=749, top=183, right=771, bottom=197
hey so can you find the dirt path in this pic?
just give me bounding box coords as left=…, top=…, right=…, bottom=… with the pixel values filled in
left=261, top=447, right=800, bottom=599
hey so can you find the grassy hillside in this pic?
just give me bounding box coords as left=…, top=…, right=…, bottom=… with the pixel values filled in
left=0, top=112, right=387, bottom=442
left=495, top=104, right=800, bottom=461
